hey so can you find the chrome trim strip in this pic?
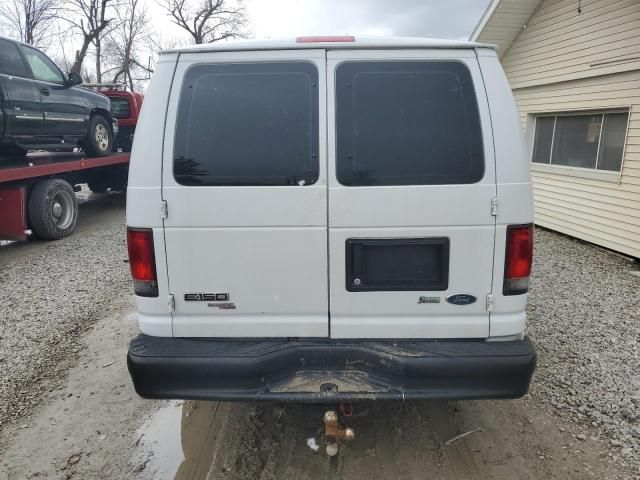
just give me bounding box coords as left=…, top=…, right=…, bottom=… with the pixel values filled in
left=44, top=116, right=84, bottom=122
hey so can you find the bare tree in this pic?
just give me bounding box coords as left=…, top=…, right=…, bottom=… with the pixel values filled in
left=52, top=24, right=75, bottom=71
left=64, top=0, right=116, bottom=77
left=149, top=33, right=190, bottom=54
left=140, top=33, right=190, bottom=80
left=0, top=0, right=60, bottom=47
left=102, top=0, right=152, bottom=89
left=163, top=0, right=247, bottom=44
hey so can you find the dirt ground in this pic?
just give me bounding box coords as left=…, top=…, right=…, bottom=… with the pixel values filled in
left=0, top=300, right=632, bottom=480
left=138, top=399, right=632, bottom=480
left=0, top=195, right=637, bottom=480
left=0, top=301, right=633, bottom=480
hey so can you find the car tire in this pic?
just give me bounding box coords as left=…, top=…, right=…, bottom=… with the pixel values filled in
left=28, top=179, right=78, bottom=240
left=84, top=114, right=113, bottom=157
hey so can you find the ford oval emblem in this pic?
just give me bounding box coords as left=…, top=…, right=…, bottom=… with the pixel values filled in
left=446, top=294, right=477, bottom=306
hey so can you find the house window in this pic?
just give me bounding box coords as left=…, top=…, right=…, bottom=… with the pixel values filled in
left=532, top=111, right=629, bottom=172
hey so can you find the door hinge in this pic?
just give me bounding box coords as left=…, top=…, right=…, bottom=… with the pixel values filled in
left=490, top=197, right=498, bottom=216
left=486, top=293, right=494, bottom=312
left=161, top=200, right=168, bottom=219
left=168, top=294, right=175, bottom=312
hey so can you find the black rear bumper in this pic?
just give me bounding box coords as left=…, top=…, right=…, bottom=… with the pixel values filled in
left=127, top=335, right=536, bottom=403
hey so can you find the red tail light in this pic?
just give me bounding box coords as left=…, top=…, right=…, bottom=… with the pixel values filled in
left=503, top=224, right=533, bottom=295
left=296, top=36, right=355, bottom=43
left=127, top=227, right=158, bottom=297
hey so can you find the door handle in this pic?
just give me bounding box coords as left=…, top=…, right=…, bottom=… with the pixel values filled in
left=40, top=87, right=50, bottom=96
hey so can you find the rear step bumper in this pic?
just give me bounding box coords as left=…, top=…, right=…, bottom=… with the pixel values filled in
left=127, top=335, right=536, bottom=403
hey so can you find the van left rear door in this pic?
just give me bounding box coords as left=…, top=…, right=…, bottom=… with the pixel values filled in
left=162, top=49, right=329, bottom=338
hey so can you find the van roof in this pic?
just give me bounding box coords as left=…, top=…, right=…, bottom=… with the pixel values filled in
left=160, top=36, right=496, bottom=55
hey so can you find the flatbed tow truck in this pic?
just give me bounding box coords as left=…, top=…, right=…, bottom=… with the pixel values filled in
left=0, top=82, right=141, bottom=242
left=0, top=151, right=129, bottom=241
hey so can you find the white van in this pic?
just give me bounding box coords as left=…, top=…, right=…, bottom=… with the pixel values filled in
left=126, top=36, right=536, bottom=402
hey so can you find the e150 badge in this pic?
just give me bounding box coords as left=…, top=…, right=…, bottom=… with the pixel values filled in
left=185, top=292, right=236, bottom=309
left=185, top=292, right=229, bottom=302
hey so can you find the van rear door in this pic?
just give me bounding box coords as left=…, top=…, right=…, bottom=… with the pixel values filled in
left=162, top=50, right=328, bottom=337
left=326, top=49, right=496, bottom=338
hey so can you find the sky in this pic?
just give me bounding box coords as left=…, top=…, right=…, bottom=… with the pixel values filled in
left=150, top=0, right=491, bottom=44
left=245, top=0, right=491, bottom=40
left=135, top=0, right=490, bottom=87
left=0, top=0, right=491, bottom=83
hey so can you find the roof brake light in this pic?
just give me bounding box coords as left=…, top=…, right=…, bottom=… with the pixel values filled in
left=296, top=36, right=355, bottom=43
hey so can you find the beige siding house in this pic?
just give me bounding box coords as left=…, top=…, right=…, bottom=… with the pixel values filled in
left=471, top=0, right=640, bottom=258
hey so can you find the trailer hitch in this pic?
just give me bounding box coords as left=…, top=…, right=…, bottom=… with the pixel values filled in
left=323, top=407, right=355, bottom=456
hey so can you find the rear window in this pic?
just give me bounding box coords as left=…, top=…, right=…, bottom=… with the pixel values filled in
left=110, top=97, right=131, bottom=119
left=335, top=61, right=484, bottom=186
left=173, top=62, right=319, bottom=186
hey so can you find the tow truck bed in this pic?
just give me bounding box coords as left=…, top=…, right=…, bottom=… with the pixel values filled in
left=0, top=152, right=130, bottom=241
left=0, top=152, right=129, bottom=183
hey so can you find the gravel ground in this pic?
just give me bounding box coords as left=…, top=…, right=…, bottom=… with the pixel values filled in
left=1, top=203, right=639, bottom=478
left=0, top=193, right=130, bottom=428
left=527, top=228, right=640, bottom=473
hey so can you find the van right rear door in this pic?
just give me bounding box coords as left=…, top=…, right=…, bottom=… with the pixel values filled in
left=327, top=49, right=497, bottom=339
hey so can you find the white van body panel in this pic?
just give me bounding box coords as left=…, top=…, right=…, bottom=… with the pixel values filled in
left=127, top=39, right=533, bottom=342
left=127, top=55, right=178, bottom=336
left=162, top=49, right=329, bottom=338
left=125, top=38, right=537, bottom=404
left=476, top=49, right=533, bottom=338
left=161, top=36, right=496, bottom=54
left=326, top=49, right=496, bottom=338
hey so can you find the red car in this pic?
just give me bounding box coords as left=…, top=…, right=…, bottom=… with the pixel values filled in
left=84, top=84, right=144, bottom=152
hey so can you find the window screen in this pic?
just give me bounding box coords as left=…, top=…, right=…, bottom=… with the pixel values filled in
left=597, top=113, right=628, bottom=171
left=531, top=111, right=629, bottom=172
left=0, top=39, right=29, bottom=77
left=336, top=61, right=484, bottom=186
left=552, top=114, right=601, bottom=169
left=174, top=62, right=319, bottom=186
left=110, top=97, right=131, bottom=119
left=532, top=117, right=554, bottom=164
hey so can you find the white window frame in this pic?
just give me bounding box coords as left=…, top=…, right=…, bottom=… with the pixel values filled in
left=529, top=108, right=631, bottom=184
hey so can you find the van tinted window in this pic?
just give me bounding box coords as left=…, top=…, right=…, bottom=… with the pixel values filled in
left=336, top=61, right=484, bottom=186
left=174, top=62, right=319, bottom=186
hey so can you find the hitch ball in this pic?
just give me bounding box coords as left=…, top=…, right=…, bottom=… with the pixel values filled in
left=323, top=410, right=355, bottom=456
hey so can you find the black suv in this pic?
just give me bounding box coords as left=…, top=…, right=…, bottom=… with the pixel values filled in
left=0, top=36, right=115, bottom=158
